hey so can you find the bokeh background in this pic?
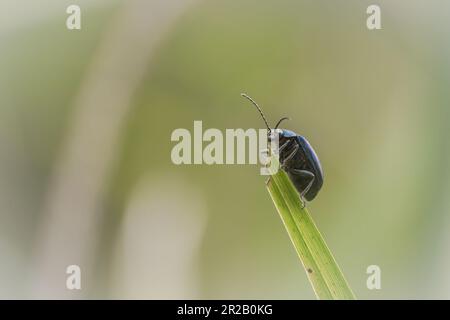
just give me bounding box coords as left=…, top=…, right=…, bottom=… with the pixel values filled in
left=1, top=0, right=450, bottom=299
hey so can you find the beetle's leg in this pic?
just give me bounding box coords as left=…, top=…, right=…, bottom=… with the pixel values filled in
left=284, top=144, right=299, bottom=163
left=279, top=140, right=290, bottom=153
left=289, top=169, right=315, bottom=208
left=281, top=144, right=299, bottom=170
left=301, top=175, right=315, bottom=201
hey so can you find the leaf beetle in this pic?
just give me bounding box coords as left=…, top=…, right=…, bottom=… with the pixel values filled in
left=241, top=93, right=324, bottom=206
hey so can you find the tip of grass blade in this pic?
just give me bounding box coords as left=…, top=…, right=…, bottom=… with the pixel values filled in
left=266, top=158, right=355, bottom=300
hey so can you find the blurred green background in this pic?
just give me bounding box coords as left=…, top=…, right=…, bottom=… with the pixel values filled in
left=1, top=0, right=450, bottom=299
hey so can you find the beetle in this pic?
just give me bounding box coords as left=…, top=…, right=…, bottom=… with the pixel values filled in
left=241, top=93, right=324, bottom=206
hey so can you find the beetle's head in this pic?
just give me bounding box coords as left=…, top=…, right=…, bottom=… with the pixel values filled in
left=268, top=128, right=283, bottom=143
left=268, top=118, right=290, bottom=144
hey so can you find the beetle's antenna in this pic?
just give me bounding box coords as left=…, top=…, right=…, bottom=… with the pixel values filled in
left=275, top=117, right=290, bottom=129
left=241, top=93, right=271, bottom=133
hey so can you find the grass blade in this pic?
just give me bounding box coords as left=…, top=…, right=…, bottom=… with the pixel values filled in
left=266, top=166, right=356, bottom=300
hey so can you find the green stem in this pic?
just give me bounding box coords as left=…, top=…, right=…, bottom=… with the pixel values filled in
left=266, top=167, right=355, bottom=300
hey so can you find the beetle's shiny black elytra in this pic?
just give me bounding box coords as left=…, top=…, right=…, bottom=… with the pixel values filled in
left=276, top=129, right=323, bottom=201
left=241, top=93, right=324, bottom=204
